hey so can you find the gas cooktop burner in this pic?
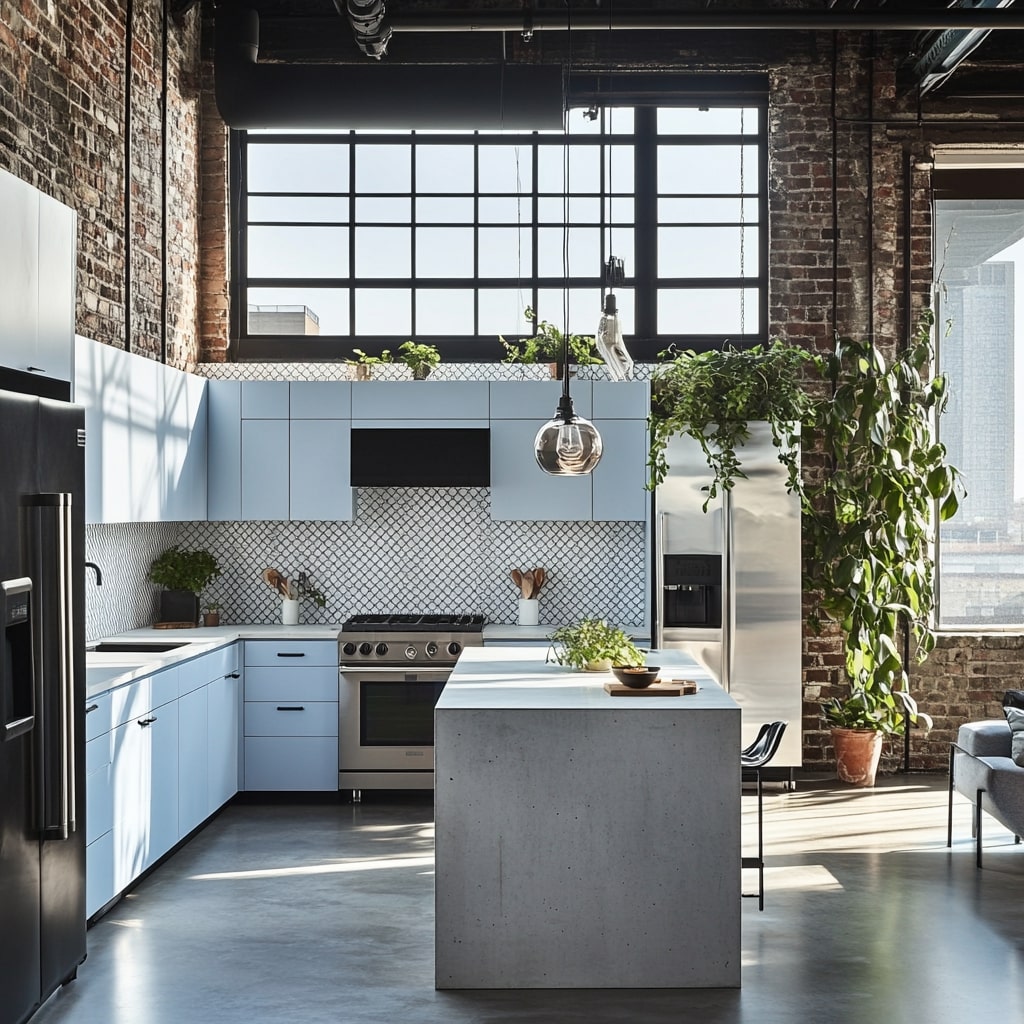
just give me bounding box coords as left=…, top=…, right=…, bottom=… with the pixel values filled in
left=341, top=614, right=486, bottom=633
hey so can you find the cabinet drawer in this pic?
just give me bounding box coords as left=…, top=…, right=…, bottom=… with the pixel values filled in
left=109, top=678, right=152, bottom=728
left=178, top=643, right=240, bottom=696
left=86, top=743, right=113, bottom=845
left=85, top=692, right=112, bottom=741
left=244, top=666, right=338, bottom=702
left=86, top=830, right=115, bottom=919
left=244, top=640, right=337, bottom=667
left=244, top=736, right=338, bottom=792
left=244, top=701, right=338, bottom=737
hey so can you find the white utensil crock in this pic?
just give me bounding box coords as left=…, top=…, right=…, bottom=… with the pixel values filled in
left=281, top=598, right=299, bottom=625
left=517, top=598, right=539, bottom=626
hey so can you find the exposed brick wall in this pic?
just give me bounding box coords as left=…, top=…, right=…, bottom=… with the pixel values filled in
left=0, top=0, right=201, bottom=368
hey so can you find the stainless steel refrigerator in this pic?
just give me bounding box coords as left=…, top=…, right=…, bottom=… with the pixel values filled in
left=653, top=423, right=803, bottom=766
left=1, top=387, right=87, bottom=1024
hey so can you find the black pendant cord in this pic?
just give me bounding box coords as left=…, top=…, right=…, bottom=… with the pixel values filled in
left=559, top=0, right=573, bottom=423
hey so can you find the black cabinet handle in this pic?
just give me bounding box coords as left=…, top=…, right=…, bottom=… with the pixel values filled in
left=86, top=703, right=99, bottom=713
left=276, top=652, right=305, bottom=658
left=227, top=672, right=240, bottom=678
left=276, top=706, right=305, bottom=712
left=138, top=716, right=157, bottom=727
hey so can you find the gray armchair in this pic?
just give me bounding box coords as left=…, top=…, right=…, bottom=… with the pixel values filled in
left=947, top=720, right=1024, bottom=866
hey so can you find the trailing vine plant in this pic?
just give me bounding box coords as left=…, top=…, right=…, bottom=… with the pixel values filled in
left=805, top=310, right=964, bottom=734
left=647, top=339, right=822, bottom=508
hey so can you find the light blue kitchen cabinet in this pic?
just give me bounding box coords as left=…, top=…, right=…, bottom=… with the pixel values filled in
left=207, top=380, right=242, bottom=520
left=351, top=380, right=489, bottom=420
left=209, top=381, right=353, bottom=521
left=489, top=380, right=648, bottom=522
left=109, top=667, right=179, bottom=893
left=76, top=336, right=208, bottom=523
left=241, top=418, right=290, bottom=519
left=177, top=684, right=209, bottom=838
left=240, top=380, right=289, bottom=418
left=208, top=670, right=240, bottom=812
left=290, top=380, right=351, bottom=419
left=0, top=168, right=76, bottom=387
left=290, top=418, right=353, bottom=520
left=489, top=417, right=592, bottom=521
left=489, top=380, right=593, bottom=420
left=591, top=419, right=651, bottom=522
left=242, top=640, right=339, bottom=791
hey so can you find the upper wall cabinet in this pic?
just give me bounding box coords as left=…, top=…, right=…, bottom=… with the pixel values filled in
left=351, top=381, right=489, bottom=426
left=208, top=380, right=353, bottom=522
left=75, top=337, right=208, bottom=524
left=0, top=168, right=76, bottom=388
left=489, top=380, right=649, bottom=522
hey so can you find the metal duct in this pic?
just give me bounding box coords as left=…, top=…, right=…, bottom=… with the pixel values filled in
left=339, top=0, right=392, bottom=59
left=213, top=8, right=564, bottom=129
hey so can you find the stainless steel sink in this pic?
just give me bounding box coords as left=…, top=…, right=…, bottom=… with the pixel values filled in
left=89, top=641, right=190, bottom=654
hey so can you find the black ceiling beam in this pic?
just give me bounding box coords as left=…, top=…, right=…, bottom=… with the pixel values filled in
left=380, top=8, right=1024, bottom=33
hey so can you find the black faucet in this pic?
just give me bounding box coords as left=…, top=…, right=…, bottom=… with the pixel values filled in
left=85, top=562, right=103, bottom=586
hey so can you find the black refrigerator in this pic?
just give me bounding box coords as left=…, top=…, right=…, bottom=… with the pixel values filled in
left=0, top=387, right=87, bottom=1024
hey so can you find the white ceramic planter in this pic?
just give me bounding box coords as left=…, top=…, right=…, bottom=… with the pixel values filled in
left=517, top=598, right=539, bottom=626
left=281, top=598, right=299, bottom=625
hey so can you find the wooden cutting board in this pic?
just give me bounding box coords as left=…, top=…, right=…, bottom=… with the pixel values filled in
left=604, top=680, right=700, bottom=697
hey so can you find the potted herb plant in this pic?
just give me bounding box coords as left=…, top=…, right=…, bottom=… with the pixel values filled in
left=346, top=348, right=392, bottom=381
left=805, top=311, right=962, bottom=786
left=147, top=545, right=221, bottom=626
left=398, top=340, right=441, bottom=380
left=501, top=307, right=602, bottom=378
left=549, top=618, right=645, bottom=672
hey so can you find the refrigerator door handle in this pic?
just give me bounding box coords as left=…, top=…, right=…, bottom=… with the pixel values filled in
left=655, top=513, right=667, bottom=648
left=1, top=577, right=36, bottom=741
left=24, top=494, right=76, bottom=840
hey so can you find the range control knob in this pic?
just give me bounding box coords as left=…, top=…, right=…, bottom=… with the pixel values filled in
left=375, top=642, right=389, bottom=657
left=425, top=641, right=439, bottom=658
left=358, top=642, right=373, bottom=656
left=405, top=645, right=418, bottom=660
left=342, top=641, right=357, bottom=657
left=447, top=641, right=462, bottom=657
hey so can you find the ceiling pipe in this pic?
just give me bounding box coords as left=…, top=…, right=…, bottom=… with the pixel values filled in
left=213, top=7, right=564, bottom=129
left=337, top=0, right=393, bottom=59
left=382, top=8, right=1024, bottom=33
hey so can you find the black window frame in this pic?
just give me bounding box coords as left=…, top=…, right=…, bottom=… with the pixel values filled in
left=228, top=74, right=769, bottom=363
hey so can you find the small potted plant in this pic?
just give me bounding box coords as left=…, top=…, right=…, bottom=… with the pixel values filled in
left=147, top=545, right=220, bottom=626
left=346, top=347, right=392, bottom=381
left=398, top=340, right=441, bottom=380
left=549, top=618, right=645, bottom=672
left=501, top=307, right=602, bottom=378
left=202, top=602, right=222, bottom=627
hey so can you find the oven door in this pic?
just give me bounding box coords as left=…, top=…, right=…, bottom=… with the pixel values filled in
left=339, top=666, right=449, bottom=773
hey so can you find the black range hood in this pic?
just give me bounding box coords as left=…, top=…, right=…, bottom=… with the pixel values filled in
left=350, top=427, right=490, bottom=487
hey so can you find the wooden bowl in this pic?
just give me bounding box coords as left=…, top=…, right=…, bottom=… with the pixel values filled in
left=611, top=665, right=660, bottom=689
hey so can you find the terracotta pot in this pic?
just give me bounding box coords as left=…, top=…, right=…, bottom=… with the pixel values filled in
left=832, top=727, right=883, bottom=787
left=202, top=611, right=220, bottom=627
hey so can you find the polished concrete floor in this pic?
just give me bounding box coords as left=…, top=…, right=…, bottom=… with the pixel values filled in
left=33, top=775, right=1024, bottom=1024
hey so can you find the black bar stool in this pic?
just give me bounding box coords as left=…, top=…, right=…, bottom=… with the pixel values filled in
left=741, top=720, right=788, bottom=911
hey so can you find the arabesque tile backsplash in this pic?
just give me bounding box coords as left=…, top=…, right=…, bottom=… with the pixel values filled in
left=84, top=489, right=646, bottom=641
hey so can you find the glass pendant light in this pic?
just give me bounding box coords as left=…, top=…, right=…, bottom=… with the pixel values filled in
left=596, top=256, right=634, bottom=381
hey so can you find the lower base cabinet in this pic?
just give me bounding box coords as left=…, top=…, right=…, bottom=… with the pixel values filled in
left=243, top=736, right=338, bottom=791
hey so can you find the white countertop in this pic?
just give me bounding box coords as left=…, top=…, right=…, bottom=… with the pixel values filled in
left=437, top=646, right=732, bottom=712
left=85, top=624, right=343, bottom=699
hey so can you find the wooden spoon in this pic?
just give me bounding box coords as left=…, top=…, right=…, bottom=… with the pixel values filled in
left=521, top=569, right=535, bottom=599
left=511, top=568, right=523, bottom=593
left=532, top=567, right=546, bottom=594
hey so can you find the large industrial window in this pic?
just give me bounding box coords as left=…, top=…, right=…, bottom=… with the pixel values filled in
left=934, top=159, right=1024, bottom=628
left=229, top=78, right=767, bottom=362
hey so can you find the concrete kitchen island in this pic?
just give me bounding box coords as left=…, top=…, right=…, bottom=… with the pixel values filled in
left=434, top=647, right=741, bottom=989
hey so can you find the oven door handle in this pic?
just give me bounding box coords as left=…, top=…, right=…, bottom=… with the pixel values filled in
left=339, top=665, right=452, bottom=678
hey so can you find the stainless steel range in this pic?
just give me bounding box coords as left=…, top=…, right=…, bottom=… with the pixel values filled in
left=338, top=614, right=484, bottom=797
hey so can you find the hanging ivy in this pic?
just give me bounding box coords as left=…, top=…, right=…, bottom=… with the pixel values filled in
left=647, top=339, right=822, bottom=508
